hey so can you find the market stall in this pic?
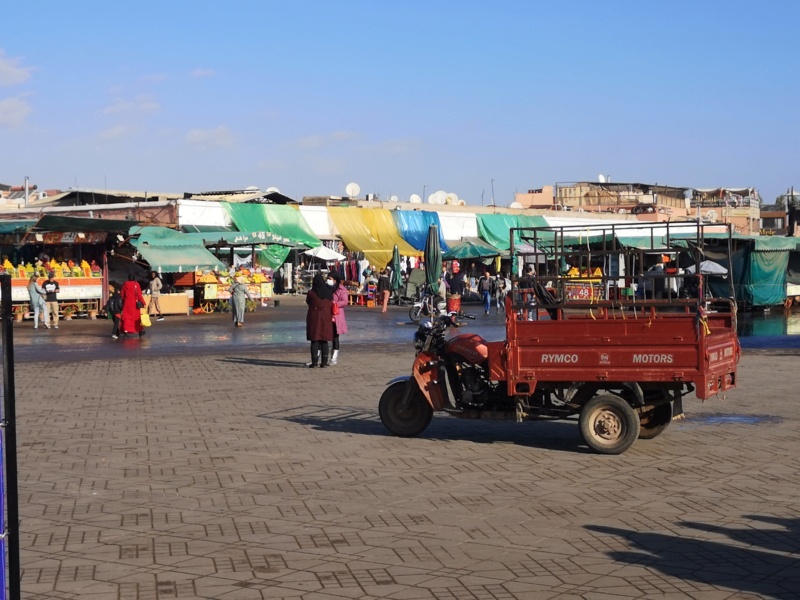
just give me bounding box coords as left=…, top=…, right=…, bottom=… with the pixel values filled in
left=0, top=215, right=137, bottom=319
left=193, top=271, right=274, bottom=313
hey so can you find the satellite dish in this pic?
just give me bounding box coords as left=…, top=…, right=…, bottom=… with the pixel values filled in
left=409, top=194, right=422, bottom=203
left=509, top=201, right=523, bottom=209
left=266, top=186, right=280, bottom=194
left=445, top=192, right=459, bottom=205
left=390, top=195, right=399, bottom=202
left=457, top=199, right=466, bottom=206
left=598, top=174, right=606, bottom=183
left=433, top=190, right=447, bottom=204
left=345, top=182, right=361, bottom=198
left=427, top=194, right=436, bottom=204
left=245, top=185, right=260, bottom=192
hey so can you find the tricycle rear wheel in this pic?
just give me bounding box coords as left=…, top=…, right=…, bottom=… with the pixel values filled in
left=579, top=394, right=640, bottom=455
left=638, top=403, right=673, bottom=440
left=379, top=381, right=433, bottom=437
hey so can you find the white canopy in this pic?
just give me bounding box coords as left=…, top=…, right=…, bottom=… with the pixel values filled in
left=686, top=260, right=728, bottom=276
left=303, top=245, right=345, bottom=261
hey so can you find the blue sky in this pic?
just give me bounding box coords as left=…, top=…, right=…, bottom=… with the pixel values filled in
left=2, top=1, right=798, bottom=204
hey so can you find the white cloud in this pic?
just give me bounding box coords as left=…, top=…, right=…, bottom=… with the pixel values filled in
left=186, top=126, right=234, bottom=149
left=0, top=96, right=31, bottom=127
left=258, top=158, right=287, bottom=171
left=0, top=51, right=32, bottom=87
left=190, top=68, right=216, bottom=78
left=309, top=157, right=346, bottom=176
left=293, top=131, right=360, bottom=151
left=103, top=94, right=160, bottom=115
left=331, top=130, right=359, bottom=141
left=373, top=138, right=418, bottom=155
left=95, top=125, right=134, bottom=142
left=139, top=73, right=167, bottom=84
left=295, top=135, right=325, bottom=150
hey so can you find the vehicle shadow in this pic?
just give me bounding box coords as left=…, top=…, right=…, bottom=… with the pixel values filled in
left=258, top=404, right=591, bottom=453
left=218, top=356, right=308, bottom=369
left=585, top=517, right=800, bottom=599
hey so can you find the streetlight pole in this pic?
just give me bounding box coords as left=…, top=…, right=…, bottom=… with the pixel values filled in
left=491, top=179, right=495, bottom=206
left=422, top=185, right=426, bottom=204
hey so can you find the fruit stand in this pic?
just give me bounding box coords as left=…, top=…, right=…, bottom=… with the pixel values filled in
left=3, top=259, right=104, bottom=318
left=193, top=271, right=274, bottom=313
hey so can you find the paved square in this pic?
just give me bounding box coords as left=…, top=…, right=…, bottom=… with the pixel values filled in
left=10, top=346, right=800, bottom=599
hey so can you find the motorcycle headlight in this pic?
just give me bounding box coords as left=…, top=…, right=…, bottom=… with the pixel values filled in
left=413, top=321, right=432, bottom=348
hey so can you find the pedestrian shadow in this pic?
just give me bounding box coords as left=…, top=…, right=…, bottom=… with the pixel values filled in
left=586, top=517, right=800, bottom=599
left=258, top=405, right=591, bottom=453
left=218, top=356, right=307, bottom=369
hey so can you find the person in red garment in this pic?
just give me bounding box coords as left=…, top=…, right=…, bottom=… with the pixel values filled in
left=120, top=273, right=146, bottom=338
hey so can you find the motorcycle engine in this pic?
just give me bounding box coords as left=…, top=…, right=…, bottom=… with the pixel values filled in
left=460, top=364, right=490, bottom=407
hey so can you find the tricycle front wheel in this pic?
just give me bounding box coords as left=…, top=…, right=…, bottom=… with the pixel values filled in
left=379, top=381, right=433, bottom=437
left=579, top=394, right=640, bottom=455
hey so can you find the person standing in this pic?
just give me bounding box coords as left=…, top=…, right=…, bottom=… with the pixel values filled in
left=468, top=262, right=478, bottom=295
left=230, top=275, right=253, bottom=327
left=27, top=273, right=48, bottom=329
left=120, top=273, right=146, bottom=338
left=477, top=270, right=496, bottom=315
left=306, top=273, right=334, bottom=367
left=42, top=272, right=60, bottom=329
left=330, top=272, right=348, bottom=365
left=496, top=271, right=510, bottom=314
left=104, top=283, right=123, bottom=339
left=147, top=271, right=165, bottom=321
left=517, top=264, right=536, bottom=320
left=378, top=268, right=392, bottom=313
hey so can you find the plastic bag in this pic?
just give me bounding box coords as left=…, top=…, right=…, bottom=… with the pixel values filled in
left=332, top=302, right=340, bottom=316
left=140, top=309, right=152, bottom=327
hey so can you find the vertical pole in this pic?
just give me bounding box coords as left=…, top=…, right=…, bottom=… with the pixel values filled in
left=1, top=274, right=21, bottom=600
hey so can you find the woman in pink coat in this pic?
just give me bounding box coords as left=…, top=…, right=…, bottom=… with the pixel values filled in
left=329, top=272, right=348, bottom=365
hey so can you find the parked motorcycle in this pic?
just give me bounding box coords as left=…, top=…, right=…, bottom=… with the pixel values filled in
left=408, top=285, right=446, bottom=323
left=380, top=311, right=496, bottom=437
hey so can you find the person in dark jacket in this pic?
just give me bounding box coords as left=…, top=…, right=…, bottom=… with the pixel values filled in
left=305, top=272, right=334, bottom=368
left=377, top=268, right=392, bottom=313
left=104, top=283, right=123, bottom=339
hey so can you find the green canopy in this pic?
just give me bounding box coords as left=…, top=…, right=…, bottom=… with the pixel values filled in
left=224, top=203, right=320, bottom=248
left=0, top=220, right=37, bottom=234
left=130, top=226, right=200, bottom=246
left=135, top=245, right=227, bottom=274
left=32, top=214, right=140, bottom=232
left=443, top=237, right=505, bottom=260
left=477, top=214, right=549, bottom=250
left=184, top=230, right=294, bottom=247
left=181, top=224, right=238, bottom=233
left=130, top=226, right=227, bottom=273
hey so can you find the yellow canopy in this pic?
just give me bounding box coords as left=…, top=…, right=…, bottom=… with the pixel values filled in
left=328, top=207, right=420, bottom=268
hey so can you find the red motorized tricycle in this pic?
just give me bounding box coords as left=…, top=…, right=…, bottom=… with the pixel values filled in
left=379, top=221, right=740, bottom=454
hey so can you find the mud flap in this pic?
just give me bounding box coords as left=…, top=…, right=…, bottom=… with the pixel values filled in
left=672, top=393, right=684, bottom=420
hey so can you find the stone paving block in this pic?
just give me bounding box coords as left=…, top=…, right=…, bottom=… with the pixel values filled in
left=7, top=349, right=800, bottom=599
